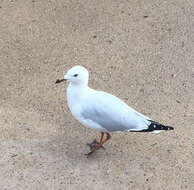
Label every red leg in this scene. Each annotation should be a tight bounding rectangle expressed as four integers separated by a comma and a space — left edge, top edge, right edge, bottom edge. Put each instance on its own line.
86, 132, 105, 150
100, 132, 104, 144
86, 132, 111, 156
102, 133, 111, 144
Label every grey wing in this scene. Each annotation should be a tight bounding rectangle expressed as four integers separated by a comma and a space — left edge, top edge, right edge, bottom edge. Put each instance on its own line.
80, 92, 150, 132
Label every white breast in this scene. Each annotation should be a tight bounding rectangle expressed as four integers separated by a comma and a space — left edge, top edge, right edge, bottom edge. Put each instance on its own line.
66, 84, 106, 131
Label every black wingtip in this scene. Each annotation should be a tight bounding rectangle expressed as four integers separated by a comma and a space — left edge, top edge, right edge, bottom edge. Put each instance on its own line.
167, 126, 174, 130
134, 121, 174, 133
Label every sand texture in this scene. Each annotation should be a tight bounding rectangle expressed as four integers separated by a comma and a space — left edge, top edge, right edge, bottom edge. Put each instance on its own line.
0, 0, 194, 189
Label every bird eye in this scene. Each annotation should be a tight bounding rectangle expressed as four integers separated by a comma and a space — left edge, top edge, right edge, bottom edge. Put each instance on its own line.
73, 74, 78, 77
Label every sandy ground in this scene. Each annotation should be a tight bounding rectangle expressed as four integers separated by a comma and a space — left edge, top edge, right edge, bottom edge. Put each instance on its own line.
0, 0, 194, 189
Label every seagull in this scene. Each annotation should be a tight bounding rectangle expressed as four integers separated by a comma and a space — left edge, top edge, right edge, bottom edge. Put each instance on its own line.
56, 66, 174, 156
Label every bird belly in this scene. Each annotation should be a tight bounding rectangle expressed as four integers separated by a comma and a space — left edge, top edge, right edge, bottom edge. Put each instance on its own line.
70, 105, 107, 132
79, 118, 108, 132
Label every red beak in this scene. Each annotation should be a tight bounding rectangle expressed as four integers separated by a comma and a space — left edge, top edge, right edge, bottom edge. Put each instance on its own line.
55, 78, 66, 84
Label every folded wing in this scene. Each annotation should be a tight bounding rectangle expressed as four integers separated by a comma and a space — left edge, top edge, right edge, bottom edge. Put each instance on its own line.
80, 91, 151, 132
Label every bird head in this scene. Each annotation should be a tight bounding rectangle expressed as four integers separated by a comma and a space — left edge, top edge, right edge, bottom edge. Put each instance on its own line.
56, 66, 89, 85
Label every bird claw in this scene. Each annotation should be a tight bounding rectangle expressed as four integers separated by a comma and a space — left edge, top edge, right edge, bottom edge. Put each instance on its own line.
86, 139, 105, 151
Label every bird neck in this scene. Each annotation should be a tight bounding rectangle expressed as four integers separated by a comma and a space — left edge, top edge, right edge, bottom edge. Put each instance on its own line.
66, 83, 89, 109
68, 82, 88, 90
